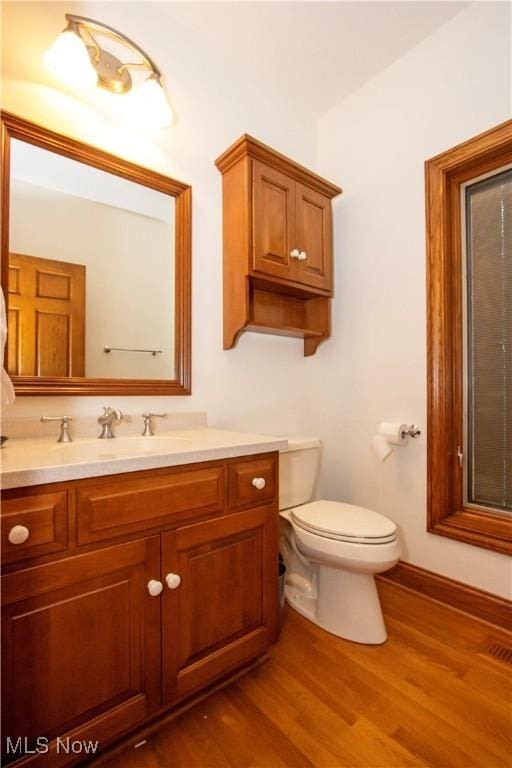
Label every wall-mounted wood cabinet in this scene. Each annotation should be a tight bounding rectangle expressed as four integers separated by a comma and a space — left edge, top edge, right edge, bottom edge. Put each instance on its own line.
216, 135, 341, 356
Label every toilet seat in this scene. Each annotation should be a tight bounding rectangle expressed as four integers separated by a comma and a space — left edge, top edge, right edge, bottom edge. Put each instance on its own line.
290, 500, 397, 545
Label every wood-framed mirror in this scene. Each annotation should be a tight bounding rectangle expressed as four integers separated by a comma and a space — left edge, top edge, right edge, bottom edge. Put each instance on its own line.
1, 111, 191, 396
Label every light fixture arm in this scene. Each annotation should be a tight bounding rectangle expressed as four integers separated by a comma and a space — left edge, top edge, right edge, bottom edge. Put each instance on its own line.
79, 25, 101, 64
64, 13, 162, 78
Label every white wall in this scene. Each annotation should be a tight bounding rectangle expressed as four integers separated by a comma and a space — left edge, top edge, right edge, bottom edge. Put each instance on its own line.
10, 179, 174, 379
313, 2, 511, 598
2, 2, 510, 597
1, 0, 317, 437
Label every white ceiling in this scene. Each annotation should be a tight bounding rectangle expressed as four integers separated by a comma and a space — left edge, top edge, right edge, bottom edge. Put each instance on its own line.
158, 1, 469, 116
1, 1, 470, 124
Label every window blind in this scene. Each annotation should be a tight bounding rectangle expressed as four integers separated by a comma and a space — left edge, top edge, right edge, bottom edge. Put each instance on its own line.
465, 168, 511, 512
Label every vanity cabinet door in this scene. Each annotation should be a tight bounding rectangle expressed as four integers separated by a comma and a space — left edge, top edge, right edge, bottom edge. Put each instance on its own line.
161, 506, 278, 704
294, 183, 332, 292
1, 537, 161, 767
252, 160, 297, 281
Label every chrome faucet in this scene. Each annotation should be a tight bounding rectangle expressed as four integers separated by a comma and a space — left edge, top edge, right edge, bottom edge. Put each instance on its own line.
141, 413, 166, 436
97, 407, 123, 439
41, 416, 73, 443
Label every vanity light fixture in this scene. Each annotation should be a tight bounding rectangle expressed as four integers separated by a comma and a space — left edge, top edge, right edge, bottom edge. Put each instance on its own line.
44, 14, 174, 127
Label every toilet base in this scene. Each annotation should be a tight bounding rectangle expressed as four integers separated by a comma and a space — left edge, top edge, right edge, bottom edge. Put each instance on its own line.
285, 565, 388, 644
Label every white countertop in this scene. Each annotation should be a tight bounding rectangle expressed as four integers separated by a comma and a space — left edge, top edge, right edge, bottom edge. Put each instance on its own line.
0, 428, 288, 490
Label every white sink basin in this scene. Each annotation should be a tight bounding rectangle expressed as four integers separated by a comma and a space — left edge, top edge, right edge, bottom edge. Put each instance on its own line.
1, 428, 288, 489
47, 435, 194, 462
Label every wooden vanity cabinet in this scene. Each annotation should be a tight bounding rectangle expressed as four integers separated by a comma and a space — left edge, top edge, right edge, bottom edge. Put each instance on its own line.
1, 454, 279, 767
216, 134, 341, 355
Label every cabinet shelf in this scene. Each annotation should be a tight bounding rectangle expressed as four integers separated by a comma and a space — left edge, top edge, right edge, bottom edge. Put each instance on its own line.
216, 134, 341, 356
246, 283, 330, 355
246, 321, 324, 339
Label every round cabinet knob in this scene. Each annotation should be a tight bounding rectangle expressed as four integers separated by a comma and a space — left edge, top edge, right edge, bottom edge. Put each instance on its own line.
165, 573, 181, 590
252, 477, 266, 490
8, 525, 30, 545
290, 249, 300, 259
147, 579, 163, 597
299, 251, 307, 261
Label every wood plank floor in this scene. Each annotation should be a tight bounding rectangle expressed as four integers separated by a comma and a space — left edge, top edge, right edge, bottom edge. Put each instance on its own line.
97, 582, 512, 768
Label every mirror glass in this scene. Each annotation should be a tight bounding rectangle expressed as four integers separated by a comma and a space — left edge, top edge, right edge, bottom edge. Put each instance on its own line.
8, 139, 175, 380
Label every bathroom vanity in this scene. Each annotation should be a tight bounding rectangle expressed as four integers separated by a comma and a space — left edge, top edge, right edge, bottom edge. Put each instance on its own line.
1, 429, 286, 766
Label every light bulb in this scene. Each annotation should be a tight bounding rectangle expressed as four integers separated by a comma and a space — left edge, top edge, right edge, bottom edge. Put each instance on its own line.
44, 29, 98, 91
123, 76, 174, 128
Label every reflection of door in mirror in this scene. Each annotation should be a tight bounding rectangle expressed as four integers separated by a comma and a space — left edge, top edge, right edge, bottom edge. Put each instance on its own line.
8, 253, 86, 377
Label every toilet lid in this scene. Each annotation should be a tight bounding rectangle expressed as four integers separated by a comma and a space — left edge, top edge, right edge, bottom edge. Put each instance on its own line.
290, 500, 397, 544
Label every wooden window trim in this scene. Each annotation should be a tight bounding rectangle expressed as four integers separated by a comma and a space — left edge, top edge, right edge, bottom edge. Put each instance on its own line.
426, 120, 512, 556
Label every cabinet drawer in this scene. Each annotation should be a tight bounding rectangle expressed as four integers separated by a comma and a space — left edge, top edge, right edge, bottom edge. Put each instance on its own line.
77, 466, 225, 544
228, 456, 277, 508
1, 491, 68, 564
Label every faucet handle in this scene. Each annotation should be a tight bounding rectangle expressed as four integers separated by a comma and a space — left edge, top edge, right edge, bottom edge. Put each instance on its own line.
141, 413, 166, 436
41, 415, 72, 422
99, 406, 123, 421
98, 406, 111, 422
41, 416, 73, 443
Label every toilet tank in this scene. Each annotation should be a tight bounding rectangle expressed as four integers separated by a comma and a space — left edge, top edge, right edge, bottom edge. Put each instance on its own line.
279, 436, 321, 510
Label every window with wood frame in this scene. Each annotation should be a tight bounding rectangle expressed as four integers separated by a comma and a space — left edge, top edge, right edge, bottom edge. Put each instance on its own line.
426, 121, 512, 556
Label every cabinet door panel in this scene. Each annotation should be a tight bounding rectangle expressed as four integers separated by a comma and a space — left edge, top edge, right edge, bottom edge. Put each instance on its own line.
162, 507, 278, 703
252, 161, 296, 280
295, 184, 332, 291
1, 538, 161, 764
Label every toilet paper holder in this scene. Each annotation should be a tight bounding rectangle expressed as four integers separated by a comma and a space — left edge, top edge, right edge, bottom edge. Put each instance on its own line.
400, 424, 421, 440
373, 423, 421, 462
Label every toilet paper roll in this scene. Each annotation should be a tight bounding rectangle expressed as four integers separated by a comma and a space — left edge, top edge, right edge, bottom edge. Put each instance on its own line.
372, 434, 394, 462
379, 422, 408, 447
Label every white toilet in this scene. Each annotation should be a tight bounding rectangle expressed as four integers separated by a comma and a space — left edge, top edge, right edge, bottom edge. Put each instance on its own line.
279, 437, 400, 644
